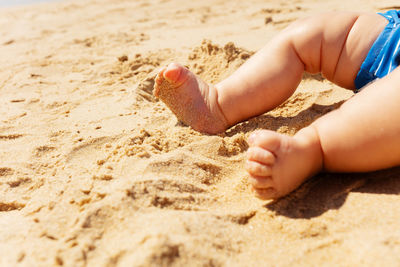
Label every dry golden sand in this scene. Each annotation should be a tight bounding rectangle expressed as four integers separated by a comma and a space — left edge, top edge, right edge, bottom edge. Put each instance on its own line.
1, 0, 400, 266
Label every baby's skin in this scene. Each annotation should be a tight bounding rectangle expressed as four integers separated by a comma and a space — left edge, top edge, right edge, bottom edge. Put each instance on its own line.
154, 12, 400, 199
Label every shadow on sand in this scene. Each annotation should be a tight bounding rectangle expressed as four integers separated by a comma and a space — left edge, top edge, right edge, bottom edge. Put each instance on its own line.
225, 101, 345, 137
265, 168, 400, 219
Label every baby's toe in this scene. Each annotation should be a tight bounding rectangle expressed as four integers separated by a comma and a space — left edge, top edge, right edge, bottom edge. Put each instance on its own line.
245, 160, 272, 177
248, 175, 274, 189
247, 147, 275, 165
254, 187, 278, 200
155, 68, 166, 84
248, 130, 282, 153
163, 62, 186, 84
153, 69, 167, 97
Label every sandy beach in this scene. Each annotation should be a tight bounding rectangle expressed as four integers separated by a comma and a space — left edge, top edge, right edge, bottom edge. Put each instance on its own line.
1, 0, 400, 266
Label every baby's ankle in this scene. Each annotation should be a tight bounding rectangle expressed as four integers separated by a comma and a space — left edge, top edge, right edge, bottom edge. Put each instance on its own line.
293, 126, 324, 175
213, 83, 233, 127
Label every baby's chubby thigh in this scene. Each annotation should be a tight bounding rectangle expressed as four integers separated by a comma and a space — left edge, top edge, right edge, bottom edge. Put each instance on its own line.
286, 12, 387, 89
327, 13, 388, 88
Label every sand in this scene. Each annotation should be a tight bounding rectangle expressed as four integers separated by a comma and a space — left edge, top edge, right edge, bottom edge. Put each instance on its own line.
1, 0, 400, 266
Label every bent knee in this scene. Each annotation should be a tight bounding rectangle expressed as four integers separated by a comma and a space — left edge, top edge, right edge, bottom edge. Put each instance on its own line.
284, 12, 367, 84
283, 15, 329, 74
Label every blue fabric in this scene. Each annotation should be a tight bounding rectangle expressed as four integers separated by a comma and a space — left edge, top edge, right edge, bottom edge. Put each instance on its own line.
354, 10, 400, 90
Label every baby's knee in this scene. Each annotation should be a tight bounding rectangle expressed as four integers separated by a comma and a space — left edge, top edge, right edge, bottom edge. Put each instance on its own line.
284, 12, 368, 82
283, 16, 326, 73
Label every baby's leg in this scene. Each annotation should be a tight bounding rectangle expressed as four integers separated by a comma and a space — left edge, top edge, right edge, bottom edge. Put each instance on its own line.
247, 67, 400, 199
154, 12, 387, 134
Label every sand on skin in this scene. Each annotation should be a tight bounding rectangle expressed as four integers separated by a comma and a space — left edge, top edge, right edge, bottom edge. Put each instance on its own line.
1, 0, 400, 266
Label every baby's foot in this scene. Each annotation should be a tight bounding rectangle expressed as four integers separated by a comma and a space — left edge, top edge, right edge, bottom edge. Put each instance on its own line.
153, 63, 228, 134
246, 127, 323, 199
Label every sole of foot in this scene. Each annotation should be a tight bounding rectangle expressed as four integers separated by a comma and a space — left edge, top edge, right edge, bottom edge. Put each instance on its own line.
153, 63, 228, 134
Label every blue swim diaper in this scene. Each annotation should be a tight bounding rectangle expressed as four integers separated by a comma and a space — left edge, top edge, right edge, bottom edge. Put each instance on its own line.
354, 10, 400, 90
